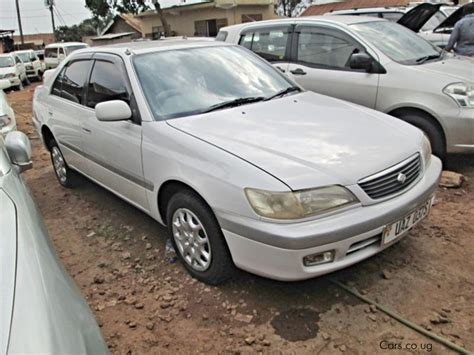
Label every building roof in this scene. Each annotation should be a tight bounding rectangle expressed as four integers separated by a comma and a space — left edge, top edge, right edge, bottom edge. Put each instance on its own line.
101, 13, 143, 35
93, 32, 136, 41
300, 0, 409, 16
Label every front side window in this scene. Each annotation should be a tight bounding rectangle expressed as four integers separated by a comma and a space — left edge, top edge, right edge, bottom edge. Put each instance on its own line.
296, 28, 363, 70
51, 68, 65, 96
61, 60, 92, 104
240, 28, 290, 62
0, 57, 14, 68
45, 48, 58, 58
351, 21, 441, 65
133, 45, 294, 120
86, 60, 130, 108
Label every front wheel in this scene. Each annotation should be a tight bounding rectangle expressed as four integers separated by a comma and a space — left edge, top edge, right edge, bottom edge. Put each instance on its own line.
48, 139, 80, 188
166, 190, 235, 285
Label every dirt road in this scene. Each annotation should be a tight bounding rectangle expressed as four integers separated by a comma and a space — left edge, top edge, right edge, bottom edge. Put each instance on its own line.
8, 85, 474, 354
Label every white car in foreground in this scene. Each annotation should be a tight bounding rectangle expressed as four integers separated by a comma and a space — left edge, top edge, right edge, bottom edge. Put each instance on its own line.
33, 40, 441, 284
0, 79, 16, 135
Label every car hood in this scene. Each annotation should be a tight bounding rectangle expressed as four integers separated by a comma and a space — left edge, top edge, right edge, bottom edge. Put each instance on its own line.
2, 172, 108, 354
167, 92, 422, 190
398, 3, 442, 33
414, 54, 474, 83
0, 67, 15, 76
0, 189, 17, 355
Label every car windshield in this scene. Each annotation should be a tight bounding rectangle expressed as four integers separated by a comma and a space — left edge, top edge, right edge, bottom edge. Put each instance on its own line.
17, 52, 31, 62
351, 21, 441, 65
133, 45, 295, 120
0, 57, 14, 68
65, 45, 87, 55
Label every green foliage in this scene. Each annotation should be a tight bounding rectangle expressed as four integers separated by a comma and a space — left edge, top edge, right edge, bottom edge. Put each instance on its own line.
55, 17, 108, 42
85, 0, 150, 18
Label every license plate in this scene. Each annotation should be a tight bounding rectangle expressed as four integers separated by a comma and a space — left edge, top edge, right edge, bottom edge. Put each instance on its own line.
383, 198, 433, 245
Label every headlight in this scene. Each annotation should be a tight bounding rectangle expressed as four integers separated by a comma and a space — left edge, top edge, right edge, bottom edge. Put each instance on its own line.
421, 134, 432, 166
443, 83, 474, 108
5, 73, 15, 79
245, 186, 358, 220
0, 114, 11, 128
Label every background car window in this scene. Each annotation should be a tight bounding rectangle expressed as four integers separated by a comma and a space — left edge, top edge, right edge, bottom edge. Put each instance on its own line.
45, 48, 57, 58
216, 31, 228, 41
86, 60, 130, 108
60, 60, 92, 104
382, 12, 404, 22
59, 47, 65, 56
239, 33, 253, 49
51, 67, 65, 97
296, 28, 362, 70
421, 11, 446, 31
239, 29, 289, 62
14, 56, 21, 64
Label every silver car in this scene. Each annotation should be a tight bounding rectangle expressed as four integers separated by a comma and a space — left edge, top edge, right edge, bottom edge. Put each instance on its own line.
220, 16, 474, 157
33, 40, 441, 284
0, 132, 108, 354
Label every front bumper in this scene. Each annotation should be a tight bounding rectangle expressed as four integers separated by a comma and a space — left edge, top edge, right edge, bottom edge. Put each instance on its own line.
219, 157, 442, 281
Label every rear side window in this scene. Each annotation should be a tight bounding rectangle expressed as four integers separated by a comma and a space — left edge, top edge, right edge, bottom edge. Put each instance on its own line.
60, 60, 92, 104
45, 48, 57, 58
239, 28, 290, 62
216, 31, 228, 41
86, 60, 130, 108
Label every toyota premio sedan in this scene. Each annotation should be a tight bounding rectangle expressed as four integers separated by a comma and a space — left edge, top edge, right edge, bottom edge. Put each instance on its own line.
33, 40, 441, 284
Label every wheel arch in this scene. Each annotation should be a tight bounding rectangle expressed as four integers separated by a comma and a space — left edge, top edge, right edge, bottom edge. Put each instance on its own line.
41, 125, 55, 151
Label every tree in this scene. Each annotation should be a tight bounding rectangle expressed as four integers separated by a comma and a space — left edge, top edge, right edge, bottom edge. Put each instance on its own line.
85, 0, 172, 36
55, 19, 100, 42
277, 0, 302, 17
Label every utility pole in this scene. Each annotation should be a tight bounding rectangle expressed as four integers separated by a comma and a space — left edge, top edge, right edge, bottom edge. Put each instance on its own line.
15, 0, 24, 45
45, 0, 56, 40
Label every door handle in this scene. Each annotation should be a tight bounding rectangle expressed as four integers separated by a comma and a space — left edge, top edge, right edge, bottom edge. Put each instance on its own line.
290, 68, 307, 75
82, 127, 91, 134
276, 66, 286, 73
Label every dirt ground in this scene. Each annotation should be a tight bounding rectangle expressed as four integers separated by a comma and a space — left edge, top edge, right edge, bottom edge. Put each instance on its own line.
8, 84, 474, 354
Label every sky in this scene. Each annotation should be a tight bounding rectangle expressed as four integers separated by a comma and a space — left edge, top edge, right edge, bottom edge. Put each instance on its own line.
0, 0, 202, 35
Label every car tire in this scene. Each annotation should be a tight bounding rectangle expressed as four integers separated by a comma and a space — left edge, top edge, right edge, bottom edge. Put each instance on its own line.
166, 190, 235, 285
48, 139, 81, 188
397, 112, 445, 159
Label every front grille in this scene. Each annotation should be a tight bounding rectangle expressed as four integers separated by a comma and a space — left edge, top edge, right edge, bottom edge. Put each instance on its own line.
358, 154, 421, 199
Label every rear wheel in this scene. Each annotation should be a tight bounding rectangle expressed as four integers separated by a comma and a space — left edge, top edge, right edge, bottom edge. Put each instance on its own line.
396, 112, 445, 159
48, 139, 80, 188
166, 190, 235, 285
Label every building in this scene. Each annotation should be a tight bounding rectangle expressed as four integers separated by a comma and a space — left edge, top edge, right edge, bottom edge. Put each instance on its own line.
12, 33, 55, 50
136, 0, 280, 38
300, 0, 409, 16
100, 14, 144, 40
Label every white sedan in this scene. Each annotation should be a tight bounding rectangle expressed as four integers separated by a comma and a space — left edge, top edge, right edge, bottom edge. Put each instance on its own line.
33, 40, 441, 284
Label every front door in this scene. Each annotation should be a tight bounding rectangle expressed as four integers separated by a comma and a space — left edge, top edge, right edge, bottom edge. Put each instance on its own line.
287, 25, 380, 109
81, 54, 148, 210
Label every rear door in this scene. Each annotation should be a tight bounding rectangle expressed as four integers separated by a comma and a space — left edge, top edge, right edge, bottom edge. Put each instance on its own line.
238, 25, 293, 74
287, 24, 380, 109
81, 53, 148, 210
46, 56, 93, 173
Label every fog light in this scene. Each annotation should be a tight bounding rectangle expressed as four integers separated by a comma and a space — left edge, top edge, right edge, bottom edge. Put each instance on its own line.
303, 251, 335, 266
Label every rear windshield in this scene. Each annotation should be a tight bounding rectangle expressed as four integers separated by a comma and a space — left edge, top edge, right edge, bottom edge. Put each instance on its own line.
45, 48, 58, 58
65, 45, 87, 55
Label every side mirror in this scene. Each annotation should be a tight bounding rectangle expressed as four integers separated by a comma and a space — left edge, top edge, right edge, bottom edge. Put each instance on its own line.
42, 69, 55, 83
0, 79, 11, 90
95, 100, 132, 122
5, 131, 32, 173
349, 53, 373, 72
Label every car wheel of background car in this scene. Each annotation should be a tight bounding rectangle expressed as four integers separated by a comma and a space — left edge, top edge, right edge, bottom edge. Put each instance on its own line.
48, 139, 81, 188
166, 190, 235, 285
397, 112, 446, 159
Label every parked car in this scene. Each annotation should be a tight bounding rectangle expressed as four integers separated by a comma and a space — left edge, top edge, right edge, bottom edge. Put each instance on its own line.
0, 79, 16, 136
15, 49, 45, 81
220, 16, 474, 157
0, 131, 108, 354
33, 40, 441, 284
328, 4, 460, 48
35, 49, 45, 61
44, 42, 89, 70
0, 53, 28, 90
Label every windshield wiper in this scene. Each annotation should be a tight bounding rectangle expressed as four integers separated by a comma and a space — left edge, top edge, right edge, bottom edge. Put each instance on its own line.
415, 53, 442, 64
201, 96, 265, 113
265, 86, 301, 101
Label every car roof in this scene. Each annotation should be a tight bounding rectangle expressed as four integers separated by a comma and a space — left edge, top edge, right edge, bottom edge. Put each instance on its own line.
221, 15, 385, 32
330, 7, 407, 14
75, 37, 231, 56
14, 49, 34, 53
45, 42, 87, 48
0, 53, 14, 58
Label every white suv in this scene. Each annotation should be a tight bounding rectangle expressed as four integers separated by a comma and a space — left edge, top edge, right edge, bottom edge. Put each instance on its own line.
15, 49, 45, 81
0, 53, 28, 90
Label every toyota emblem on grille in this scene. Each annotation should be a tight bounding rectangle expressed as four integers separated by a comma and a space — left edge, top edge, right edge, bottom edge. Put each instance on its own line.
397, 173, 407, 184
